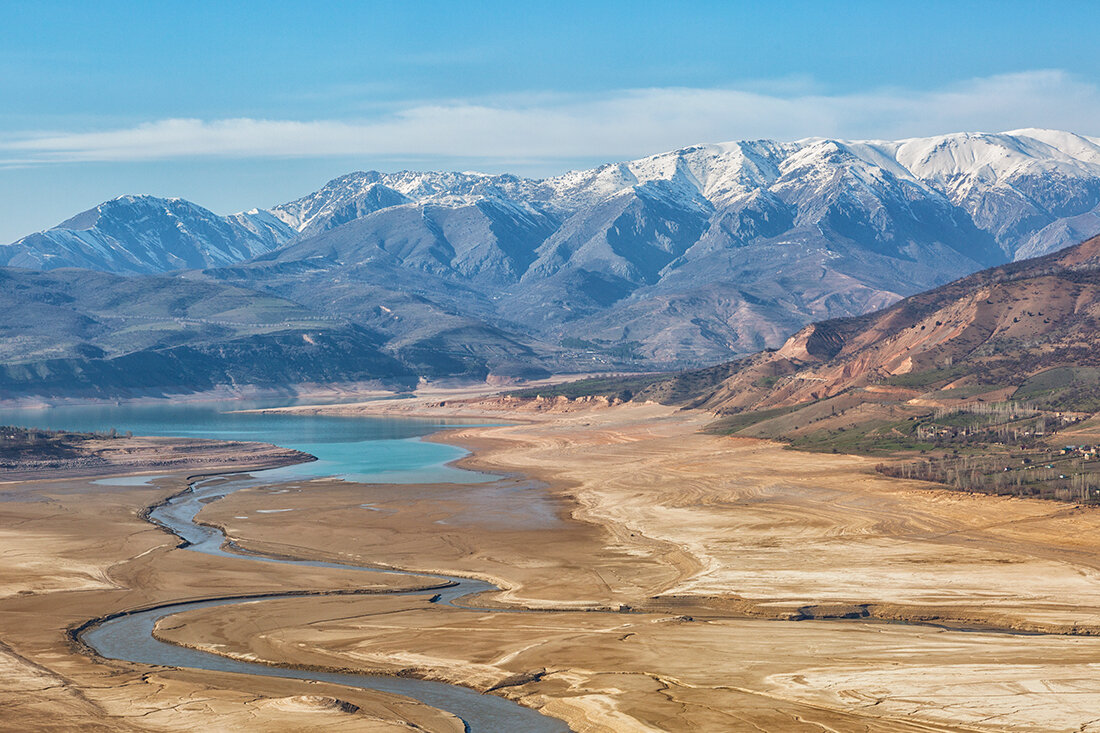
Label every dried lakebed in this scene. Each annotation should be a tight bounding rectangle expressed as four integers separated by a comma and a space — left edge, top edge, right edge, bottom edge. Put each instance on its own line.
11, 399, 1100, 730
78, 474, 570, 733
0, 401, 568, 732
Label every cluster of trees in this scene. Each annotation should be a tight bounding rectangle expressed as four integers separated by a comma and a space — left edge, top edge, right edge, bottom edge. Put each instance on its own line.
909, 402, 1082, 452
877, 453, 1100, 503
0, 426, 131, 460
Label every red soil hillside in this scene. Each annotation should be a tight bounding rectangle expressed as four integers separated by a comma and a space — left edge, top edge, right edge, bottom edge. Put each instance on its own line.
643, 234, 1100, 416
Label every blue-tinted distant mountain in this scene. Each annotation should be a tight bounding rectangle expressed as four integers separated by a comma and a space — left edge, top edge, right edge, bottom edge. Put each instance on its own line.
8, 129, 1100, 385
0, 195, 294, 275
0, 267, 412, 398
213, 130, 1100, 366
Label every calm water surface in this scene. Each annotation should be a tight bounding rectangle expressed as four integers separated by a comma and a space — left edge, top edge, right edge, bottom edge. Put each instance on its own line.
2, 399, 571, 732
0, 399, 494, 483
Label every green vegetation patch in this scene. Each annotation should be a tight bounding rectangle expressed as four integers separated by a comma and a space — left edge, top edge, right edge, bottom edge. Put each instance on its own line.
929, 384, 1003, 399
1013, 367, 1100, 411
787, 419, 937, 455
882, 364, 970, 388
508, 373, 670, 401
705, 404, 805, 435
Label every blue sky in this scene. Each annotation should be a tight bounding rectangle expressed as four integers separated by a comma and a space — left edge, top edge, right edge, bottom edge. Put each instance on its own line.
2, 0, 1098, 241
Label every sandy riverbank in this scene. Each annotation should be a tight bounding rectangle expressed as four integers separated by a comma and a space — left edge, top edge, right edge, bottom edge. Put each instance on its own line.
152, 398, 1100, 731
0, 440, 465, 731
0, 434, 311, 483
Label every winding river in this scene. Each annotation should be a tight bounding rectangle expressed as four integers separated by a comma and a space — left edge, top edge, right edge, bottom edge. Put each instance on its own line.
1, 400, 571, 733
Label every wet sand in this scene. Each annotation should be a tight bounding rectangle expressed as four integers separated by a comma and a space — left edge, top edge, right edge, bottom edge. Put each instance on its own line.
158, 401, 1100, 732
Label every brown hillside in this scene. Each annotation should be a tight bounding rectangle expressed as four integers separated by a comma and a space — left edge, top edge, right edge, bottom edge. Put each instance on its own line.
644, 234, 1100, 415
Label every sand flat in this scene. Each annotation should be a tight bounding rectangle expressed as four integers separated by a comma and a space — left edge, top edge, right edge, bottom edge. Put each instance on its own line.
7, 399, 1100, 730
160, 593, 1100, 732
0, 451, 463, 731
163, 400, 1100, 731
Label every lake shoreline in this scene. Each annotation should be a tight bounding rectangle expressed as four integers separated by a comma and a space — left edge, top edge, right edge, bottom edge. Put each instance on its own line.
6, 396, 1100, 730
0, 434, 313, 484
176, 398, 1100, 730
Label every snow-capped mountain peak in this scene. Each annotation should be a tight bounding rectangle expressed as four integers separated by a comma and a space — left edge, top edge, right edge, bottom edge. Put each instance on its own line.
8, 128, 1100, 280
1, 194, 294, 274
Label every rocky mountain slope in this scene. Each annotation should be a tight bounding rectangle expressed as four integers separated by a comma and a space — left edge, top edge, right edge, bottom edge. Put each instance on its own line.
4, 129, 1100, 382
215, 129, 1100, 367
265, 128, 1100, 261
636, 233, 1100, 416
0, 195, 294, 274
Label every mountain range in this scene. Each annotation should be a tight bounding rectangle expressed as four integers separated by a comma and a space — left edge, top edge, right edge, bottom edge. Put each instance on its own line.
3, 128, 1100, 397
624, 233, 1100, 436
530, 233, 1100, 458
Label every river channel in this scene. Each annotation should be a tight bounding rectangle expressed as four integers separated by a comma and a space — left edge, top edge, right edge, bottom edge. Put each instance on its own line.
0, 400, 572, 733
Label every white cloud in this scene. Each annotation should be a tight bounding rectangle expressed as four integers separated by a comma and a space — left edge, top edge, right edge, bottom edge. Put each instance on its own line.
3, 70, 1099, 166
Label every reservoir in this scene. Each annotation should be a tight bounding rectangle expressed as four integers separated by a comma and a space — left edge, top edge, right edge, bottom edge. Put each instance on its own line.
0, 399, 571, 733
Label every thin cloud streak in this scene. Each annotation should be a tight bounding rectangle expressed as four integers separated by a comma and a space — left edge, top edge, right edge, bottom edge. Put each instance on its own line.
3, 71, 1099, 166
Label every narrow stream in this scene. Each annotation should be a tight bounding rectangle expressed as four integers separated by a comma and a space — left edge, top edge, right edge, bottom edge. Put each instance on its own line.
0, 397, 580, 733
79, 472, 571, 733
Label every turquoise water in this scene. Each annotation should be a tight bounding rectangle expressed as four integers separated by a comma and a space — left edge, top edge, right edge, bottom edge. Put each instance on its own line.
39, 399, 572, 732
0, 400, 494, 484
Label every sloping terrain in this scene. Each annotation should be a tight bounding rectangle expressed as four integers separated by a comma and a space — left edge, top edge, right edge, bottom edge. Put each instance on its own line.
4, 129, 1100, 382
643, 233, 1100, 415
0, 268, 411, 398
0, 195, 294, 274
